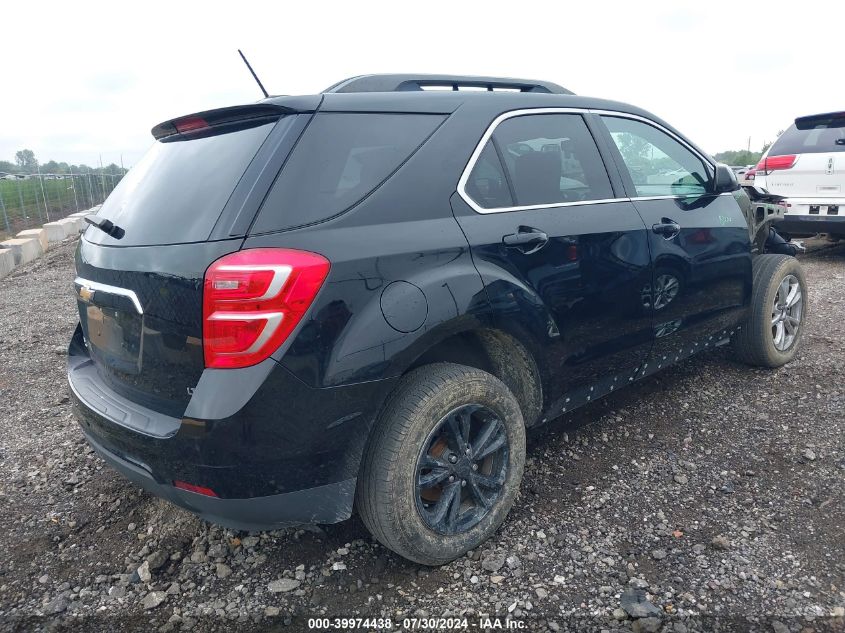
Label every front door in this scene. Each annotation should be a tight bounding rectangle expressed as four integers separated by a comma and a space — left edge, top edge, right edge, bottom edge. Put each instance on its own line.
596, 114, 752, 373
452, 111, 654, 419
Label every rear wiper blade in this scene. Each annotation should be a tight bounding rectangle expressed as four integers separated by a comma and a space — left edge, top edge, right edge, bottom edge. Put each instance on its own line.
84, 215, 125, 239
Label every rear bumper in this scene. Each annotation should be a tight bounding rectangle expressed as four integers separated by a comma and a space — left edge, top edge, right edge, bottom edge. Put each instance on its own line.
777, 212, 845, 235
82, 426, 355, 530
68, 324, 394, 528
773, 197, 844, 235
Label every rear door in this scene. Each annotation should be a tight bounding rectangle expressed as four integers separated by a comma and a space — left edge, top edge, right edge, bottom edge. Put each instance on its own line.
74, 107, 313, 417
452, 110, 654, 416
596, 113, 751, 372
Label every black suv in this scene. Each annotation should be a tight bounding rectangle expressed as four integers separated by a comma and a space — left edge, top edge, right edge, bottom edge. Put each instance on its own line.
69, 74, 807, 565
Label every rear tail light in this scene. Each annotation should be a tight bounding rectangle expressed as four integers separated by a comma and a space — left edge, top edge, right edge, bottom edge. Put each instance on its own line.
202, 248, 330, 369
173, 480, 218, 497
755, 155, 796, 175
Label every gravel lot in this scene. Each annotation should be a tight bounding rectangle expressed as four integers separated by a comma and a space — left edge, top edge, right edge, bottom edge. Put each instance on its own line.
0, 239, 843, 633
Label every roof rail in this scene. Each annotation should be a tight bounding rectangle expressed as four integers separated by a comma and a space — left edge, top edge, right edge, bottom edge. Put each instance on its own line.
324, 74, 573, 95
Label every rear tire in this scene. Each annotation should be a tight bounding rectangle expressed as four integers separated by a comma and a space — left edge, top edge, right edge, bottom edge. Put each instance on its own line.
733, 254, 807, 368
356, 363, 525, 566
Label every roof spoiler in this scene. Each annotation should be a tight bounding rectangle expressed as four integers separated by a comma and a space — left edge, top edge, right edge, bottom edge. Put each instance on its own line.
324, 74, 573, 95
795, 111, 845, 130
151, 103, 300, 140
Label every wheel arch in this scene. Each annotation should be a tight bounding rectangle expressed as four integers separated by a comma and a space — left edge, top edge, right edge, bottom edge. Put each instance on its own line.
401, 326, 543, 427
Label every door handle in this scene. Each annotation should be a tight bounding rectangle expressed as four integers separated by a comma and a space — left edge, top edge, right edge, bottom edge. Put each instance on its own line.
652, 218, 681, 240
502, 227, 549, 254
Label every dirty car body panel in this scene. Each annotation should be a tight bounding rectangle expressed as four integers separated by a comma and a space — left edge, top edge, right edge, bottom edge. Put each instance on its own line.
69, 78, 754, 530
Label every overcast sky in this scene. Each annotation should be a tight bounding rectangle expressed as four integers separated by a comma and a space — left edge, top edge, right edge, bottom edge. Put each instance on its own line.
2, 0, 842, 168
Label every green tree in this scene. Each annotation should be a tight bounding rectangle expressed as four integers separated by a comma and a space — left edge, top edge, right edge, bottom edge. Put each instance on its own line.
0, 160, 16, 174
714, 149, 761, 166
760, 129, 784, 155
14, 149, 37, 172
41, 160, 60, 174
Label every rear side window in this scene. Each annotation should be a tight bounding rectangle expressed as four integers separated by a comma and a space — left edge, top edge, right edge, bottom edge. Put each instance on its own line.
88, 121, 275, 246
466, 113, 612, 209
464, 143, 514, 208
769, 123, 845, 155
251, 113, 444, 233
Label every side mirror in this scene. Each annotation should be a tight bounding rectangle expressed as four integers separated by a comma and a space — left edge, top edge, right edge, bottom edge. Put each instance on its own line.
714, 163, 740, 193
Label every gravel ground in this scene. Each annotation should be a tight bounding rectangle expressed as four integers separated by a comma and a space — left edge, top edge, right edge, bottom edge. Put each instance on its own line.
0, 239, 843, 633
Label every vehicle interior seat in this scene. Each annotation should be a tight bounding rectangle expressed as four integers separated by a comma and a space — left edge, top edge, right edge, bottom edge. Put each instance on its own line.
513, 151, 562, 205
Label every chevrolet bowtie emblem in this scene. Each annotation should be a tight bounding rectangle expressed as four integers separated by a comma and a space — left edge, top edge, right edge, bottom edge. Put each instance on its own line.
78, 285, 95, 302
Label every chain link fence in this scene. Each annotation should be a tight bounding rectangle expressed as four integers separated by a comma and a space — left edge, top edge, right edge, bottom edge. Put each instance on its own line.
0, 171, 123, 241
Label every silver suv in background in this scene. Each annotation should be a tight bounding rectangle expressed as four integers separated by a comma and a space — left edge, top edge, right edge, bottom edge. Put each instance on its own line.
755, 111, 845, 238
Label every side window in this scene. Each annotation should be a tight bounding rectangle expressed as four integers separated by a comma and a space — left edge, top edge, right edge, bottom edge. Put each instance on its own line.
252, 113, 444, 233
493, 114, 613, 206
602, 116, 712, 197
464, 142, 514, 209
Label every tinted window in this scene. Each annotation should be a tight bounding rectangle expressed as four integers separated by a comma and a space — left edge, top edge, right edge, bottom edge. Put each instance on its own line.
491, 114, 613, 206
252, 113, 444, 233
88, 121, 275, 246
769, 123, 845, 155
602, 116, 712, 197
464, 142, 513, 208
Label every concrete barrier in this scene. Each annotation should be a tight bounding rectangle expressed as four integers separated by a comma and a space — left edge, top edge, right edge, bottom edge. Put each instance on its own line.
68, 212, 90, 229
57, 217, 84, 234
43, 221, 73, 242
0, 206, 102, 283
0, 248, 15, 280
17, 228, 49, 252
0, 237, 44, 266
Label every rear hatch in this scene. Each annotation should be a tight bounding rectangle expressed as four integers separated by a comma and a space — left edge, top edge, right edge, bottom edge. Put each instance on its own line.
760, 112, 845, 199
74, 102, 314, 417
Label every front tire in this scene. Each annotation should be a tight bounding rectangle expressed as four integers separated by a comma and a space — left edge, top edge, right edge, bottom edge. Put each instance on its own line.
733, 254, 808, 368
356, 363, 526, 565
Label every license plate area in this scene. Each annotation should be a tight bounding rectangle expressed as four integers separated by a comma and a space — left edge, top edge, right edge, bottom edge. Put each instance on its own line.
84, 304, 144, 375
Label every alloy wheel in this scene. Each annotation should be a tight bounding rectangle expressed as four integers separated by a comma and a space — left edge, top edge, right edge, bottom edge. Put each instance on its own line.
771, 274, 803, 351
653, 273, 680, 310
414, 404, 509, 535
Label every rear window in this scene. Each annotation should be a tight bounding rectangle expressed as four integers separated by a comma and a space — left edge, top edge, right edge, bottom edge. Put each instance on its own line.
769, 122, 845, 155
88, 121, 275, 246
251, 113, 444, 234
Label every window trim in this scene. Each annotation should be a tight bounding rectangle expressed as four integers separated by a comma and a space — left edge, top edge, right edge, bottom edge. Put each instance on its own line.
457, 107, 717, 214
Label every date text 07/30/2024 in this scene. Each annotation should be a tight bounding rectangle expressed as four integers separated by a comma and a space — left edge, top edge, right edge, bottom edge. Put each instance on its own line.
307, 617, 526, 630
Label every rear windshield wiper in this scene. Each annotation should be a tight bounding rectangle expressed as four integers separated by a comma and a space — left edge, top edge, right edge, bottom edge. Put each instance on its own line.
84, 215, 125, 239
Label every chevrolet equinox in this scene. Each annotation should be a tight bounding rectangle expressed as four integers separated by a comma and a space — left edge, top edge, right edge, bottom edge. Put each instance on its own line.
69, 74, 808, 565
